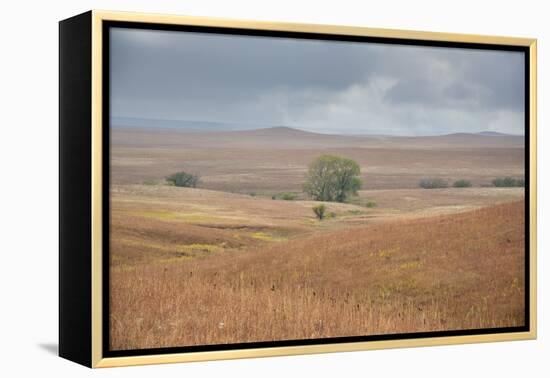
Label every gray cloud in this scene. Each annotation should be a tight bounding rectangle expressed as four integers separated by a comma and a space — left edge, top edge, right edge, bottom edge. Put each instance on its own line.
110, 27, 525, 136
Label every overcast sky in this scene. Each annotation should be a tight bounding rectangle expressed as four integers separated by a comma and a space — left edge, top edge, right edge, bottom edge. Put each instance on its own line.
110, 27, 525, 136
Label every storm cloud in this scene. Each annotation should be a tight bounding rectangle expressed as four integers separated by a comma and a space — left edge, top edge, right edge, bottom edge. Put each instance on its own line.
110, 27, 525, 136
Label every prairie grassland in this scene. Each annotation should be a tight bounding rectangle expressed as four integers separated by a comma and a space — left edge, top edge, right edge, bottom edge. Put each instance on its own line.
109, 128, 526, 351
111, 127, 525, 192
110, 200, 525, 350
109, 185, 368, 265
109, 184, 523, 265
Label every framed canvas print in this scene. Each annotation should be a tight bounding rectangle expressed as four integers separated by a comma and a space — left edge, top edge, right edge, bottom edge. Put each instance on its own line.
59, 10, 537, 368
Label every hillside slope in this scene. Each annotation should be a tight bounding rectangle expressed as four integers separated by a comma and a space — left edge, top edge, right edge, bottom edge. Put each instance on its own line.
110, 201, 525, 350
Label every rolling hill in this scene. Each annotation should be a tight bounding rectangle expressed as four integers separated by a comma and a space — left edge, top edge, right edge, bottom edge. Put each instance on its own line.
110, 200, 525, 350
112, 126, 524, 149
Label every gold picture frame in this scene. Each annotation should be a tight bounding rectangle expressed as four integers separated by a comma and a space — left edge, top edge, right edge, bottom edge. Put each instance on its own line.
59, 10, 537, 368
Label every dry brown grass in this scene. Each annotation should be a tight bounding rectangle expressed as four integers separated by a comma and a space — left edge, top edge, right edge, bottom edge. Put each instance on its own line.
109, 185, 523, 266
111, 128, 525, 192
110, 200, 525, 350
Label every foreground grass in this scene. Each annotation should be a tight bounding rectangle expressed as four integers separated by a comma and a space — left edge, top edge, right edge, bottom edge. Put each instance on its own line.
110, 201, 525, 350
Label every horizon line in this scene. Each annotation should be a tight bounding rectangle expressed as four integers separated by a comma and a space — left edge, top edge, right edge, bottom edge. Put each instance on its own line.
111, 116, 525, 138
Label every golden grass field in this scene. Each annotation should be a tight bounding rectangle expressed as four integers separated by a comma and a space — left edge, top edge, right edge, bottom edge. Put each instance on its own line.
109, 127, 526, 350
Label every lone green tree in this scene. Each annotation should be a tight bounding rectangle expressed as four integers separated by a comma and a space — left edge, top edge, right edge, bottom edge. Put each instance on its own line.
304, 155, 362, 202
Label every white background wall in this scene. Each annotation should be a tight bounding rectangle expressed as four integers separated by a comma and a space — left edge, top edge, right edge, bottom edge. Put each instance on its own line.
1, 0, 547, 376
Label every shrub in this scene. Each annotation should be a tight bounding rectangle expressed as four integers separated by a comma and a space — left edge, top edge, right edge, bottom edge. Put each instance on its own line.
516, 178, 526, 187
453, 179, 472, 188
304, 155, 362, 202
166, 171, 200, 188
280, 192, 297, 201
419, 178, 448, 189
249, 192, 256, 197
365, 201, 377, 208
312, 204, 326, 220
492, 177, 525, 187
142, 179, 159, 186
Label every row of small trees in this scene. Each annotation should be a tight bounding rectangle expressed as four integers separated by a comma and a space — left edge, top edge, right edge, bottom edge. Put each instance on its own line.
492, 177, 525, 187
419, 177, 525, 189
419, 178, 469, 189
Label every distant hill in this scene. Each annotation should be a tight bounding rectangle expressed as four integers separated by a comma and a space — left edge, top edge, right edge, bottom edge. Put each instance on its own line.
112, 124, 525, 150
220, 126, 329, 138
477, 131, 517, 136
442, 131, 521, 137
113, 117, 524, 139
111, 117, 269, 132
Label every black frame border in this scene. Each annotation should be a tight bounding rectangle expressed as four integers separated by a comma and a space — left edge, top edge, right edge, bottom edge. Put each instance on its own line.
59, 11, 93, 367
101, 20, 531, 358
